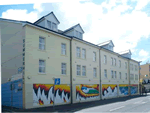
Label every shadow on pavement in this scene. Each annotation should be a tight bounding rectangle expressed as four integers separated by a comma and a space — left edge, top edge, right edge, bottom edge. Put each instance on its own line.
2, 94, 149, 112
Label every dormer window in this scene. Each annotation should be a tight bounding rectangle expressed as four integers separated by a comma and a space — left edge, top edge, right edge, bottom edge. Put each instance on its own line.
47, 20, 57, 31
75, 30, 82, 39
108, 45, 113, 51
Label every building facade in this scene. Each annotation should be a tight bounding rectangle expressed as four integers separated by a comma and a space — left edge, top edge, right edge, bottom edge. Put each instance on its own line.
140, 63, 150, 84
1, 12, 140, 109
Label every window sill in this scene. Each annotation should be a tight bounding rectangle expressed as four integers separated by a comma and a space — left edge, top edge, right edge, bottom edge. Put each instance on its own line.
61, 54, 68, 57
38, 49, 47, 52
76, 75, 87, 78
38, 73, 46, 75
61, 74, 67, 76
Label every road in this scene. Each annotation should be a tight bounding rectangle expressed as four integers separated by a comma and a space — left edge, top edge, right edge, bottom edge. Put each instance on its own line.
75, 93, 150, 113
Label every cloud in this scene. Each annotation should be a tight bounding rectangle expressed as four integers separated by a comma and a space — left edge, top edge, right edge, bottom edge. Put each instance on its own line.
139, 49, 149, 57
1, 0, 150, 56
1, 9, 39, 22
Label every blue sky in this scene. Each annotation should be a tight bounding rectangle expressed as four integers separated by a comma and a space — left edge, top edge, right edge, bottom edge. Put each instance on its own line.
0, 0, 150, 65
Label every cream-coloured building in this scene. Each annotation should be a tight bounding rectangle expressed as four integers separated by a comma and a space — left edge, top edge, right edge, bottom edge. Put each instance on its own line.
1, 12, 140, 109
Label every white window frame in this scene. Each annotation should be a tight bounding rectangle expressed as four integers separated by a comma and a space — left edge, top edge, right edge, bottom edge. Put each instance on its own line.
135, 74, 138, 80
119, 60, 121, 68
82, 66, 86, 76
119, 72, 121, 79
111, 70, 113, 78
77, 65, 81, 76
76, 47, 81, 58
104, 69, 107, 78
82, 49, 86, 59
114, 71, 117, 78
114, 58, 116, 66
61, 43, 66, 55
104, 55, 107, 64
47, 20, 51, 29
125, 73, 127, 80
93, 52, 96, 61
61, 63, 66, 75
111, 57, 113, 66
39, 59, 45, 73
93, 68, 97, 78
39, 37, 45, 50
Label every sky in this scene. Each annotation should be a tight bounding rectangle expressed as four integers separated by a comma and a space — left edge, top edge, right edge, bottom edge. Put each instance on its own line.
0, 0, 150, 65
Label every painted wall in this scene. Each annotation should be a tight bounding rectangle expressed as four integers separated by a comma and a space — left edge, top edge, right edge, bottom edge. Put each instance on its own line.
119, 84, 129, 96
0, 20, 25, 83
102, 84, 118, 99
2, 78, 23, 108
24, 25, 71, 109
71, 39, 100, 103
130, 84, 138, 95
76, 84, 99, 101
33, 84, 70, 106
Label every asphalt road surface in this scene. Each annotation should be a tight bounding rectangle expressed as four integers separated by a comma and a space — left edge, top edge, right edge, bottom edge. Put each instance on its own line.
2, 93, 150, 112
75, 93, 150, 113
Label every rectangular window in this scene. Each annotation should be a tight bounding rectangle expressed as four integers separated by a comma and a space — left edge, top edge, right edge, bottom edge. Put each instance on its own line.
93, 68, 97, 77
76, 47, 81, 58
135, 74, 138, 80
119, 72, 121, 79
114, 58, 116, 66
79, 32, 82, 39
23, 57, 25, 61
130, 74, 134, 80
93, 52, 96, 61
125, 73, 127, 80
125, 62, 127, 69
132, 64, 133, 70
114, 71, 117, 78
61, 63, 66, 75
39, 37, 45, 50
76, 30, 78, 37
77, 65, 81, 76
119, 60, 121, 68
82, 49, 86, 59
135, 65, 137, 71
52, 22, 57, 30
82, 66, 86, 76
104, 69, 107, 78
104, 55, 107, 64
23, 39, 25, 43
130, 63, 132, 70
61, 43, 66, 55
47, 20, 51, 29
111, 70, 113, 78
39, 60, 45, 73
111, 57, 113, 65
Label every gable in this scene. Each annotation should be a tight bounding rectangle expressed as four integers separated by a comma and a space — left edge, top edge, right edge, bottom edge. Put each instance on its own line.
74, 24, 84, 33
45, 13, 60, 25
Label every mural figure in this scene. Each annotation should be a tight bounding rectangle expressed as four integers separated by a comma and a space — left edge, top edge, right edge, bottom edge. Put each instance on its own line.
130, 84, 138, 94
33, 84, 70, 106
102, 84, 118, 99
119, 84, 128, 96
76, 84, 99, 101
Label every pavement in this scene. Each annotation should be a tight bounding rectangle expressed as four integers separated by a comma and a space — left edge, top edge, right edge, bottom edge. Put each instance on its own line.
2, 93, 150, 113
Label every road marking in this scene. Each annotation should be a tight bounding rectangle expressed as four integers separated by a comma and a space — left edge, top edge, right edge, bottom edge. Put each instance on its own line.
109, 106, 125, 111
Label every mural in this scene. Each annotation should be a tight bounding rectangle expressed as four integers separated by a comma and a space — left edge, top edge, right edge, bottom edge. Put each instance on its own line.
119, 84, 128, 96
102, 84, 118, 99
76, 84, 99, 101
33, 84, 70, 106
130, 84, 138, 95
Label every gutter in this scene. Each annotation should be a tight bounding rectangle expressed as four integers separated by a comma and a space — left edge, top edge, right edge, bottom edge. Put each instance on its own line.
128, 59, 131, 96
23, 23, 71, 40
99, 48, 102, 99
70, 38, 73, 104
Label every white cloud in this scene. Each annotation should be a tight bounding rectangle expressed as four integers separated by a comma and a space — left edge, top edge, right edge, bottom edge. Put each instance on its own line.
1, 9, 38, 22
139, 49, 149, 57
134, 0, 150, 10
1, 0, 150, 55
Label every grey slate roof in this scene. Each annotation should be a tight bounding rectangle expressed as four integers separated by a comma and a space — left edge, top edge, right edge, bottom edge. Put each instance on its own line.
97, 40, 114, 47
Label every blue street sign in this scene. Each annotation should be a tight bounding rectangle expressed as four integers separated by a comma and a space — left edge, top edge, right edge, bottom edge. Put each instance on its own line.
55, 78, 60, 85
